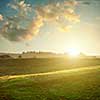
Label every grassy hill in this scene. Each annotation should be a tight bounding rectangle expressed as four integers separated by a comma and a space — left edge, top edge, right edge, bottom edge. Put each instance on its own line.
0, 58, 100, 76
0, 58, 100, 100
0, 65, 100, 100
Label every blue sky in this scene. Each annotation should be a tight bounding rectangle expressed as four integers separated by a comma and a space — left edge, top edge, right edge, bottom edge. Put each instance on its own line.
0, 0, 100, 55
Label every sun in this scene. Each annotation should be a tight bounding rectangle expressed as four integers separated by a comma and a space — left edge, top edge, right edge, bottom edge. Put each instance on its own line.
68, 48, 80, 57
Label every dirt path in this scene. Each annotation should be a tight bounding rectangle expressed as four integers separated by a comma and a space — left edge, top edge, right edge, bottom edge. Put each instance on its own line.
0, 66, 100, 80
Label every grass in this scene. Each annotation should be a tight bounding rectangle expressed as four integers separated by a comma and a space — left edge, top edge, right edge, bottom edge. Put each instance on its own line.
0, 58, 100, 76
0, 66, 100, 100
0, 58, 100, 100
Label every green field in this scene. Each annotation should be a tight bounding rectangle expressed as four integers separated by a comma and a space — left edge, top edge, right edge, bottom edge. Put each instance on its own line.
0, 58, 100, 100
0, 58, 100, 76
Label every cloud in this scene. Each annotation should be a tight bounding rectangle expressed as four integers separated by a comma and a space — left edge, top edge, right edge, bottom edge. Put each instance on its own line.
0, 0, 37, 41
0, 15, 44, 41
64, 12, 80, 23
25, 43, 32, 49
82, 2, 91, 5
77, 0, 91, 6
64, 0, 78, 6
96, 17, 100, 20
25, 43, 30, 47
26, 15, 44, 40
0, 14, 3, 21
35, 0, 79, 22
58, 25, 72, 32
35, 0, 80, 31
0, 0, 80, 42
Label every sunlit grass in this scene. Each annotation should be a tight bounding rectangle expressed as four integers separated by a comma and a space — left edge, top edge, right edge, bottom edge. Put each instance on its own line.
0, 65, 100, 80
0, 58, 100, 100
0, 65, 100, 100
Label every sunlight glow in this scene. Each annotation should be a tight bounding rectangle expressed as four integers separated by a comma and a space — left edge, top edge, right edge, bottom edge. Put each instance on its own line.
68, 48, 80, 57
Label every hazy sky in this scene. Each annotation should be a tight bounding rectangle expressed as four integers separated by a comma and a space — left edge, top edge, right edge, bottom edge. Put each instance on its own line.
0, 0, 100, 55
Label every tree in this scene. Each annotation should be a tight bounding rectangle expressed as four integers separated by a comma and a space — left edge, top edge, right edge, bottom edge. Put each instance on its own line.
18, 55, 22, 59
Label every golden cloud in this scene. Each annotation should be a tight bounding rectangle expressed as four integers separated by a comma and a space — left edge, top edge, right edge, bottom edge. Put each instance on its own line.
0, 0, 80, 41
64, 0, 78, 6
59, 25, 72, 32
0, 14, 3, 21
35, 0, 80, 32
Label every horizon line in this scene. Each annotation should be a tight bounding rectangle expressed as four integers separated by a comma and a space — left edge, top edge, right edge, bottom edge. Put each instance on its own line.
0, 51, 100, 56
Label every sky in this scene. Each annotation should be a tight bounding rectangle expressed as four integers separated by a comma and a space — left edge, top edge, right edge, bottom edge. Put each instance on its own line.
0, 0, 100, 55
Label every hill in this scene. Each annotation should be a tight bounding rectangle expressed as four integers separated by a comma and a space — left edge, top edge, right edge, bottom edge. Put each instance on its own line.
0, 65, 100, 100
